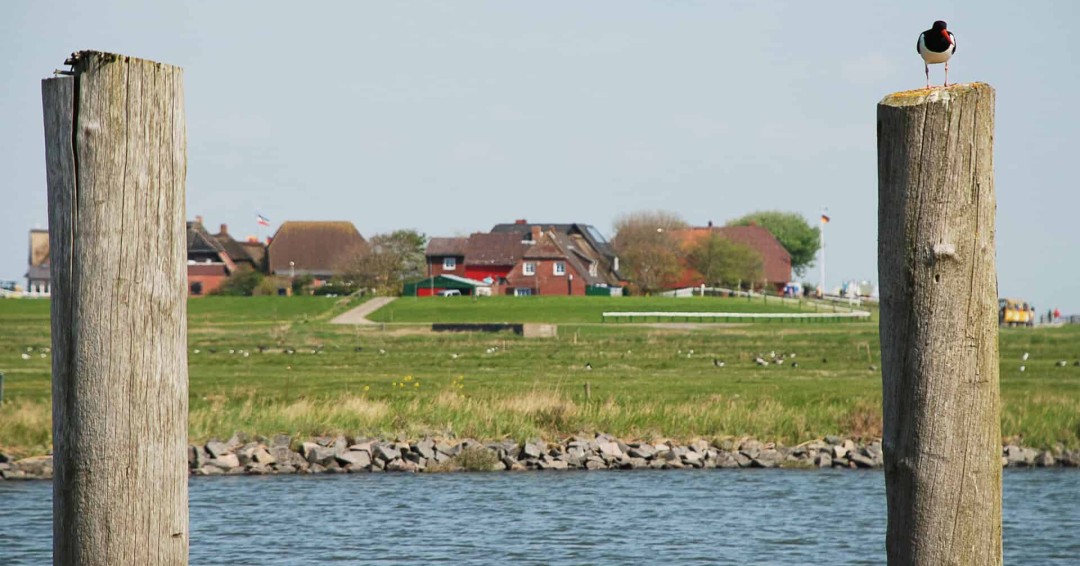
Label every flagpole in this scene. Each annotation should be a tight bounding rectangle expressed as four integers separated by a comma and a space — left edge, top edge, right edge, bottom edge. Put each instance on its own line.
820, 211, 827, 296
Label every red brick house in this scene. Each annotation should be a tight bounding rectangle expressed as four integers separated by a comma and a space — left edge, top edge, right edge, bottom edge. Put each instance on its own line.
187, 220, 236, 296
503, 227, 611, 296
425, 223, 622, 296
490, 220, 623, 286
267, 221, 367, 285
669, 225, 792, 292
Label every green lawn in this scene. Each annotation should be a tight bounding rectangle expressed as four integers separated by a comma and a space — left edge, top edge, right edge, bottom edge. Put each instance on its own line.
1, 296, 1077, 457
368, 294, 823, 323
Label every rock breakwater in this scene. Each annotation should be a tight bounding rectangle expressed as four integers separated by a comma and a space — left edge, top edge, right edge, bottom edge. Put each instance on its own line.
2, 435, 1077, 481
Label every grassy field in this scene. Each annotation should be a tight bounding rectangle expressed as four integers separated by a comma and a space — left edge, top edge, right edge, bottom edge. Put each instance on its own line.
1, 296, 1078, 457
367, 294, 825, 323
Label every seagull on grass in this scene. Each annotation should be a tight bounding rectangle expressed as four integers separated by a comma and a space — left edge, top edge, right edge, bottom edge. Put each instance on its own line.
713, 358, 725, 368
917, 20, 956, 88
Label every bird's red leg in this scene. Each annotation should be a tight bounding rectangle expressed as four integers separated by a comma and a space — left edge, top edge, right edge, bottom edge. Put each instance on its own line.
944, 61, 950, 87
925, 63, 930, 89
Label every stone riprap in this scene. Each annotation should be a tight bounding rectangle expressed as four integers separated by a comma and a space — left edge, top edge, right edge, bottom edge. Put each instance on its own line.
2, 436, 1077, 481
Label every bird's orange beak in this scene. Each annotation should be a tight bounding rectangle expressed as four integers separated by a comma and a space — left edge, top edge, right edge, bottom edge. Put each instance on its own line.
942, 29, 953, 45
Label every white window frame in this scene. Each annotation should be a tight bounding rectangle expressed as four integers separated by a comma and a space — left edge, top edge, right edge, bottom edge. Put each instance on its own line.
443, 257, 457, 271
553, 262, 566, 276
523, 262, 536, 276
589, 261, 598, 277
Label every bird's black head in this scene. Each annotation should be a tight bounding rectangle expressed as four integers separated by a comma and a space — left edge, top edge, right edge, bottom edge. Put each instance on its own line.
932, 20, 948, 30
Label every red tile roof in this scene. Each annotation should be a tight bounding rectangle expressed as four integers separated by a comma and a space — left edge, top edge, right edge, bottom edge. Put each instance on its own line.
267, 221, 366, 276
671, 225, 792, 286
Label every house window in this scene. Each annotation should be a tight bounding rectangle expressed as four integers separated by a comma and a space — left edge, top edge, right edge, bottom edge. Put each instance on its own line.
514, 288, 534, 296
589, 262, 598, 277
443, 257, 456, 270
523, 262, 536, 276
554, 262, 566, 276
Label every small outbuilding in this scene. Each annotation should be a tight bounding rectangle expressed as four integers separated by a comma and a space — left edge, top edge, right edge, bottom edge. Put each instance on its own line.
403, 274, 492, 297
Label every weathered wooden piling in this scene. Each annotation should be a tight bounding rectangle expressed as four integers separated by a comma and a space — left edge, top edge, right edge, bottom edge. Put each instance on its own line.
42, 51, 188, 565
877, 83, 1001, 565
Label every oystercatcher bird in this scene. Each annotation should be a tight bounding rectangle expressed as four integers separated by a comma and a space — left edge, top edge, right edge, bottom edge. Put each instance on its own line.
917, 20, 956, 88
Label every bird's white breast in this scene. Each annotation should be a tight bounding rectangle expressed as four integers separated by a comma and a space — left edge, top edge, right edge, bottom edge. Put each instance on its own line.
918, 33, 955, 64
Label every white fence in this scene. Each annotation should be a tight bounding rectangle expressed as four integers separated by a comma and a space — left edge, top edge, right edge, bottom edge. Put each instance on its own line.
656, 286, 869, 314
601, 310, 871, 323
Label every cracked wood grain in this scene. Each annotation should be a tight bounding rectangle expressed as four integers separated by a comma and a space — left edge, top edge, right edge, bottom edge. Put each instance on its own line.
877, 83, 1001, 566
43, 51, 188, 566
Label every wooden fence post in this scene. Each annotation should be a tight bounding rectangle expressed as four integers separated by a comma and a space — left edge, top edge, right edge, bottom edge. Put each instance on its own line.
43, 51, 188, 565
877, 83, 1000, 565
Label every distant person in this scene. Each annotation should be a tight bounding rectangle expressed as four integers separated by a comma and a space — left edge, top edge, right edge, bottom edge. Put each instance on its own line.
1054, 308, 1061, 321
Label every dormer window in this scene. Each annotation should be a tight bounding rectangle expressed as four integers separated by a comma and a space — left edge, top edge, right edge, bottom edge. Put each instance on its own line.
443, 257, 456, 270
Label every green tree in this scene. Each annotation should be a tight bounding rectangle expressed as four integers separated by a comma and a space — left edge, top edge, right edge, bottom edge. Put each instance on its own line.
334, 229, 427, 295
728, 211, 820, 276
685, 234, 764, 288
371, 229, 427, 282
211, 269, 264, 296
612, 210, 688, 293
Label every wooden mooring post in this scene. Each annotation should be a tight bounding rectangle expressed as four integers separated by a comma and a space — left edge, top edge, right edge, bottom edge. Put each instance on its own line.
43, 51, 188, 565
877, 83, 1000, 565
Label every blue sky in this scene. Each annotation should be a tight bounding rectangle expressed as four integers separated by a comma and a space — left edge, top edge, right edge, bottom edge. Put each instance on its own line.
2, 1, 1077, 312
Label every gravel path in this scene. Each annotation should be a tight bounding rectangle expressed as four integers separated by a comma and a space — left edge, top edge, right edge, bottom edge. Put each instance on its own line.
329, 297, 396, 325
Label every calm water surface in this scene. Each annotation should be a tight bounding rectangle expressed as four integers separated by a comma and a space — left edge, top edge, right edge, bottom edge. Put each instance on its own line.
1, 469, 1077, 564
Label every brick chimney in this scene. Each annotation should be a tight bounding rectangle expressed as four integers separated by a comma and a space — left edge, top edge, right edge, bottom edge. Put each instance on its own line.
530, 225, 542, 242
220, 223, 228, 235
195, 215, 203, 225
515, 218, 527, 225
